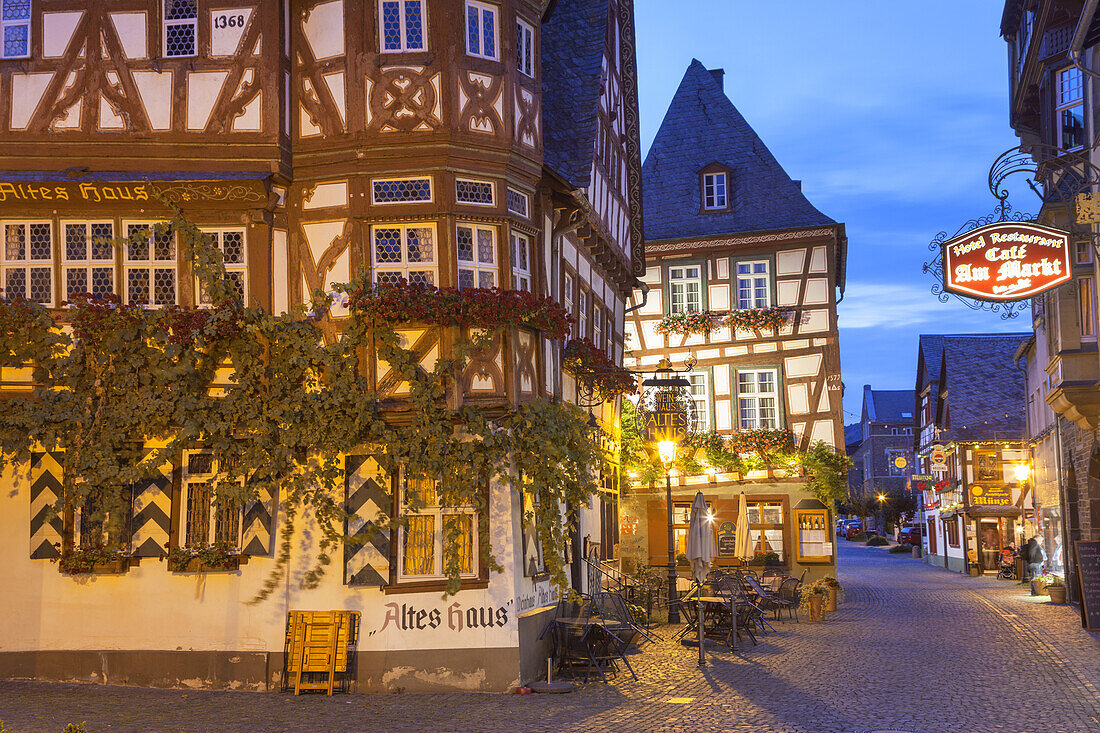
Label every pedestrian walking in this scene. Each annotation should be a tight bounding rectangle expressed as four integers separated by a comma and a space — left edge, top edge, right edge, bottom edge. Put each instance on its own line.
1024, 535, 1046, 580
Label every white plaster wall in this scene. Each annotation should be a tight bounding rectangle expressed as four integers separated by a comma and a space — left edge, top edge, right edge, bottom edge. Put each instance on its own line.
0, 462, 527, 656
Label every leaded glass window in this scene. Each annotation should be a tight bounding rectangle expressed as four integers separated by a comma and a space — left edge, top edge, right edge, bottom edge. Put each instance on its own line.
125, 223, 177, 307
516, 18, 534, 77
2, 222, 52, 306
372, 223, 437, 286
511, 232, 531, 292
197, 229, 247, 305
372, 177, 432, 204
164, 0, 198, 58
456, 224, 497, 290
379, 0, 426, 53
506, 188, 529, 218
465, 0, 497, 61
1, 0, 31, 59
62, 221, 115, 302
455, 179, 494, 206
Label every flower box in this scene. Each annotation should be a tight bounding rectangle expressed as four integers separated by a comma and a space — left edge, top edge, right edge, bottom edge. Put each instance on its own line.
167, 555, 242, 573
59, 558, 129, 575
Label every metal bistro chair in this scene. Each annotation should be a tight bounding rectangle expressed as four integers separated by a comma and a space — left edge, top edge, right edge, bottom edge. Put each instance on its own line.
744, 574, 789, 629
593, 591, 658, 645
777, 577, 801, 622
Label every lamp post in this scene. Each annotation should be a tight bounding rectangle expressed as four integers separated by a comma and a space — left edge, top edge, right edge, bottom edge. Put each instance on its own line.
658, 439, 679, 624
876, 493, 887, 536
641, 357, 691, 625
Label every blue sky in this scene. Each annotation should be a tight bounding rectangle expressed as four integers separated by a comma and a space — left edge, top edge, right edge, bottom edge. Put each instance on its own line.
634, 0, 1035, 423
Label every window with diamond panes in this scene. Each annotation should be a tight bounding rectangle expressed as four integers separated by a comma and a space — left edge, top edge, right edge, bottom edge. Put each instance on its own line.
738, 369, 779, 430
465, 0, 497, 60
516, 18, 534, 77
2, 222, 52, 306
164, 0, 198, 58
372, 177, 432, 204
372, 224, 436, 286
1, 0, 30, 59
511, 232, 531, 292
736, 260, 770, 309
456, 224, 497, 289
182, 452, 243, 549
398, 470, 478, 581
507, 188, 529, 218
63, 222, 115, 301
379, 0, 426, 52
455, 179, 494, 206
124, 223, 177, 307
197, 229, 247, 305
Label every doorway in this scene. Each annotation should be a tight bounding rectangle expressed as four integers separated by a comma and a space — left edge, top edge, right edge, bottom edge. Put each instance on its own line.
978, 520, 1001, 572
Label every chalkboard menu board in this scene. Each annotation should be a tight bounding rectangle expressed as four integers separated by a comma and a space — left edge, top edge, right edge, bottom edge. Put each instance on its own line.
1075, 540, 1100, 631
717, 522, 736, 557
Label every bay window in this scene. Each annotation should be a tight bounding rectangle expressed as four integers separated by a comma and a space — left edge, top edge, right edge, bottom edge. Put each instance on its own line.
379, 0, 426, 53
511, 232, 531, 292
372, 223, 437, 286
465, 0, 498, 61
456, 224, 497, 289
164, 0, 198, 58
1, 0, 31, 59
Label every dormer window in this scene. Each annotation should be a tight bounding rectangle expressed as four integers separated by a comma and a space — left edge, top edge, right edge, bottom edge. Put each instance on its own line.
703, 172, 727, 210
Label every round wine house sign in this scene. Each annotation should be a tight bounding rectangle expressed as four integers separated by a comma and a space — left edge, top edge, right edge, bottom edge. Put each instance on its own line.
941, 221, 1072, 302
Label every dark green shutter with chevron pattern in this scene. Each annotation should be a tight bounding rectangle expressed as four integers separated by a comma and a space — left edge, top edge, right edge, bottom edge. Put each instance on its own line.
29, 451, 64, 559
344, 454, 391, 586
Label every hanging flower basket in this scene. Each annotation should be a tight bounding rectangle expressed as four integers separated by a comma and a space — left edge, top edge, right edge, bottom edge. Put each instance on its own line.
653, 310, 723, 336
563, 338, 636, 400
725, 307, 792, 334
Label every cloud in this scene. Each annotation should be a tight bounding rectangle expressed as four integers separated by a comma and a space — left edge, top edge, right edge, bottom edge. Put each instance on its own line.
838, 282, 956, 329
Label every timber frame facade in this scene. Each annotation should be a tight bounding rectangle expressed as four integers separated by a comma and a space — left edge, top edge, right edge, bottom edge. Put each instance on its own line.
0, 0, 643, 693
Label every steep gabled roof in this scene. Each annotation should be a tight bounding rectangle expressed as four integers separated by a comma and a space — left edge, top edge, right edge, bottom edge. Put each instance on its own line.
870, 390, 916, 422
939, 334, 1030, 442
541, 0, 607, 187
641, 59, 834, 242
915, 334, 945, 394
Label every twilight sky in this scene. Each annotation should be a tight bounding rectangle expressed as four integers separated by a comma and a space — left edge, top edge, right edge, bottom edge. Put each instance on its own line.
634, 0, 1034, 423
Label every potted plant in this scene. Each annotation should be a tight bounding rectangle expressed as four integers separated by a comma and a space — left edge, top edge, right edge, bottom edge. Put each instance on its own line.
800, 582, 828, 621
749, 550, 781, 567
819, 576, 842, 611
676, 552, 690, 567
1046, 576, 1067, 604
1031, 571, 1055, 597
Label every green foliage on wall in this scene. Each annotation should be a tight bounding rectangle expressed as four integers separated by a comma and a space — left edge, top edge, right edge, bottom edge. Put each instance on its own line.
0, 202, 605, 598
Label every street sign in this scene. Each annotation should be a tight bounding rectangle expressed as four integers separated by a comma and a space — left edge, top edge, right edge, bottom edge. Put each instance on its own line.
643, 391, 688, 444
968, 485, 1012, 507
941, 221, 1071, 302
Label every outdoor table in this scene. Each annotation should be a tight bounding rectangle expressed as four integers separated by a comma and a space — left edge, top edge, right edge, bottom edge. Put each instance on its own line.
546, 615, 636, 682
691, 596, 739, 650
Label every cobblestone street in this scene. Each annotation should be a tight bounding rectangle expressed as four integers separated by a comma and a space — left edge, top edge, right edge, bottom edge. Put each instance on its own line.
2, 542, 1099, 733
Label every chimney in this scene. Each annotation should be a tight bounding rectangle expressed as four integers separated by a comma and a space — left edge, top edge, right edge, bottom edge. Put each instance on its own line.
709, 68, 725, 91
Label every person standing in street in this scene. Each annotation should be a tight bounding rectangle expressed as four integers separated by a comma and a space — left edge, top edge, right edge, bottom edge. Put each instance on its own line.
1024, 535, 1046, 580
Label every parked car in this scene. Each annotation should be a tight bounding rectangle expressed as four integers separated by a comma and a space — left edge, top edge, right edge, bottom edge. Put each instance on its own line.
844, 520, 864, 540
898, 523, 922, 545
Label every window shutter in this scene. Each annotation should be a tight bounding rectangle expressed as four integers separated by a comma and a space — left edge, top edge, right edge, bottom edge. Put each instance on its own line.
241, 481, 274, 556
130, 451, 174, 557
29, 451, 64, 559
344, 454, 392, 586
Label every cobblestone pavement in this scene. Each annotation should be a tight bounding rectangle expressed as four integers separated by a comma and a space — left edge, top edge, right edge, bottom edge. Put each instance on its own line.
3, 542, 1100, 733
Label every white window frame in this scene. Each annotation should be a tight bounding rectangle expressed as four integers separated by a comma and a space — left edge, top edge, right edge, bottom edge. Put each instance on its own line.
180, 450, 244, 549
455, 178, 495, 207
736, 260, 770, 310
372, 222, 437, 287
456, 223, 498, 290
578, 288, 589, 338
371, 176, 433, 205
506, 188, 529, 218
378, 0, 427, 53
1057, 66, 1086, 151
688, 372, 710, 432
197, 228, 247, 306
163, 0, 199, 58
511, 231, 531, 292
668, 265, 702, 314
703, 172, 727, 210
516, 18, 534, 77
737, 368, 780, 430
592, 302, 603, 348
1, 0, 31, 59
397, 470, 479, 582
464, 0, 498, 61
563, 272, 575, 316
123, 222, 178, 308
61, 220, 116, 302
2, 220, 53, 307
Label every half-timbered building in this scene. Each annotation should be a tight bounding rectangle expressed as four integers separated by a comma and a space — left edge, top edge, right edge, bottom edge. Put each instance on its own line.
618, 60, 846, 583
0, 0, 643, 692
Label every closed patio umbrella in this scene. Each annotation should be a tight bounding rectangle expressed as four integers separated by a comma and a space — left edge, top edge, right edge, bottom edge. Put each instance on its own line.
686, 491, 715, 666
735, 492, 753, 561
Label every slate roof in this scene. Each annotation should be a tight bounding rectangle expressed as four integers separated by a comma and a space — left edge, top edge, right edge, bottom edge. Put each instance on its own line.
541, 0, 607, 187
844, 422, 863, 450
869, 390, 916, 423
641, 59, 835, 243
915, 334, 945, 391
939, 334, 1030, 442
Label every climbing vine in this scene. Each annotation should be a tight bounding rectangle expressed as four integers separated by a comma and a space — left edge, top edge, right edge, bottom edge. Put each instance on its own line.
0, 201, 605, 599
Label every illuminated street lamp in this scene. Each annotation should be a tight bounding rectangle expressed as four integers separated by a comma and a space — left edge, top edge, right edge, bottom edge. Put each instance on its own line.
1013, 463, 1031, 483
876, 493, 887, 535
